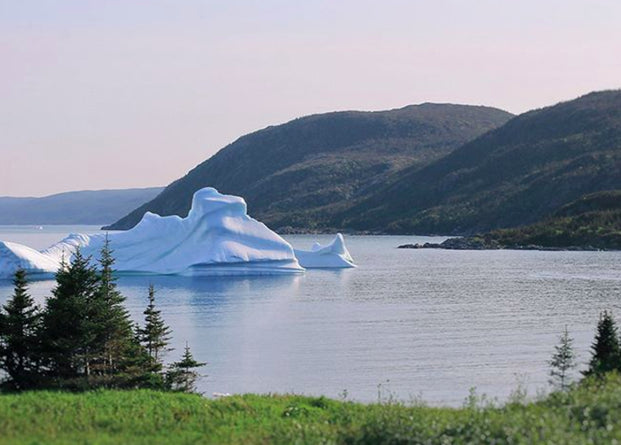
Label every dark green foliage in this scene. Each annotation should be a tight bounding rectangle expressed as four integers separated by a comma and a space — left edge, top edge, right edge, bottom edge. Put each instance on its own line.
87, 236, 159, 387
140, 285, 172, 367
166, 343, 206, 393
91, 234, 133, 375
0, 269, 41, 390
584, 311, 621, 377
549, 326, 576, 391
345, 90, 621, 234
0, 246, 190, 392
42, 248, 101, 381
477, 190, 621, 249
105, 104, 512, 231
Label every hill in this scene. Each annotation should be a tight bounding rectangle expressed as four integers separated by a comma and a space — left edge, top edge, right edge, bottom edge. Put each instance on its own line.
0, 188, 163, 225
105, 104, 512, 230
477, 190, 621, 249
1, 375, 621, 444
343, 90, 621, 234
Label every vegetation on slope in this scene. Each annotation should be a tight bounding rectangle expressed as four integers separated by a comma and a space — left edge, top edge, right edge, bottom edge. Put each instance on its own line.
3, 375, 621, 444
454, 190, 621, 249
344, 90, 621, 234
106, 104, 512, 230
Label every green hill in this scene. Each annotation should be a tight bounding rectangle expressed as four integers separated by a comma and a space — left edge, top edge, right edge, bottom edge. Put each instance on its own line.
105, 104, 512, 230
343, 90, 621, 234
478, 190, 621, 249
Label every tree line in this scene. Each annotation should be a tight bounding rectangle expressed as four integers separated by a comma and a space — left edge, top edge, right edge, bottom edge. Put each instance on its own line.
0, 237, 204, 393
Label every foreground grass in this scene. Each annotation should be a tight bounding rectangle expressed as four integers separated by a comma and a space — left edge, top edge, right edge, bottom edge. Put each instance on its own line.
3, 375, 621, 444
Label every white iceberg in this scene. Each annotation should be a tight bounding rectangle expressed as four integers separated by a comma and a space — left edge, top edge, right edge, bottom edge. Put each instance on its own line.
0, 188, 304, 278
294, 234, 356, 269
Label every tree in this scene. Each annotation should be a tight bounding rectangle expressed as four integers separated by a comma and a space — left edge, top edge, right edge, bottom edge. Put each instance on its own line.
549, 326, 576, 390
0, 269, 41, 390
90, 235, 135, 377
140, 285, 172, 367
584, 310, 621, 377
41, 247, 100, 381
166, 343, 205, 393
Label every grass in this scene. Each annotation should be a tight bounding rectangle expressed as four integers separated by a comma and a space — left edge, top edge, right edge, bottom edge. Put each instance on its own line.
3, 375, 621, 444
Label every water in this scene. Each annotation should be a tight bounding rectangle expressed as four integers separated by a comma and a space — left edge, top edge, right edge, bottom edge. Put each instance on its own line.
1, 226, 620, 406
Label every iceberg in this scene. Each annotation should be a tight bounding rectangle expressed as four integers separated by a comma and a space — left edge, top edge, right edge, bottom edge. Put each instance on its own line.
0, 188, 304, 278
294, 234, 356, 269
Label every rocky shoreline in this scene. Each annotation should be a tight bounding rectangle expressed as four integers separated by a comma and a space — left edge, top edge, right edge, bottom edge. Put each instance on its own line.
397, 237, 606, 251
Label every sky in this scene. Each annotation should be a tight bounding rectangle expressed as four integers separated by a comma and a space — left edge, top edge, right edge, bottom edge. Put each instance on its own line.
1, 0, 620, 197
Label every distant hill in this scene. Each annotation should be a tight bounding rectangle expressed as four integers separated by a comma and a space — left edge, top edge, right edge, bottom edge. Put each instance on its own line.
0, 188, 164, 225
105, 104, 513, 230
343, 90, 621, 234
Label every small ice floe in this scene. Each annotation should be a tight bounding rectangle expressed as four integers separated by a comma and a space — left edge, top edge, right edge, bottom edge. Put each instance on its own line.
294, 233, 356, 268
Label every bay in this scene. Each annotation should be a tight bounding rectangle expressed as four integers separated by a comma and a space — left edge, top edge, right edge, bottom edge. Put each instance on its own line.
0, 225, 619, 406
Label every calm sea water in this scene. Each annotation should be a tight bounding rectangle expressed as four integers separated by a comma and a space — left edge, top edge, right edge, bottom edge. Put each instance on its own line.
0, 225, 620, 406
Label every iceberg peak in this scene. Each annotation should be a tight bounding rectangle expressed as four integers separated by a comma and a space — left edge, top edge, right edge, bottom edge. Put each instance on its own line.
294, 233, 356, 269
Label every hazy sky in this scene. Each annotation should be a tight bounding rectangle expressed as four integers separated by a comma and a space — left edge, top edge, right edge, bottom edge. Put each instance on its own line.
2, 0, 620, 196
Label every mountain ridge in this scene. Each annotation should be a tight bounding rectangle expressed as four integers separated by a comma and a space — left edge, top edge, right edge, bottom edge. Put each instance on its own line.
341, 90, 621, 234
105, 103, 513, 230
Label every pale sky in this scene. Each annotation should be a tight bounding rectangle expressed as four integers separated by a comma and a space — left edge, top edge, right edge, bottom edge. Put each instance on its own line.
1, 0, 620, 196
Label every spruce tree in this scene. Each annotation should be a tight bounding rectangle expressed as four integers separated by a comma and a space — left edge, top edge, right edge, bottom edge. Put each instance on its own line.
140, 285, 172, 367
548, 326, 576, 391
91, 235, 135, 378
42, 248, 100, 381
0, 269, 41, 390
117, 323, 165, 389
584, 310, 621, 377
166, 343, 205, 393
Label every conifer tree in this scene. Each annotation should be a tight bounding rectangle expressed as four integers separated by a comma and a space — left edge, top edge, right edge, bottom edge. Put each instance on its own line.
549, 326, 576, 391
42, 248, 100, 381
166, 343, 205, 392
140, 285, 172, 367
0, 269, 41, 389
91, 235, 135, 377
584, 310, 621, 377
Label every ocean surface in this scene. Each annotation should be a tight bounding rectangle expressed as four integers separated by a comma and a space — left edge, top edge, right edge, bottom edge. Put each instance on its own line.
0, 225, 620, 406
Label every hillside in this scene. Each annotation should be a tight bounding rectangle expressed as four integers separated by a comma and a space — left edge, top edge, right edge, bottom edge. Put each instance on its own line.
2, 376, 621, 444
105, 104, 512, 230
343, 90, 621, 234
478, 190, 621, 249
0, 188, 163, 225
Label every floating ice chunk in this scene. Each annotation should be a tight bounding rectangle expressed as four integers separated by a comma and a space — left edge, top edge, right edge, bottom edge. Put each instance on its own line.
0, 188, 304, 278
294, 234, 356, 269
0, 241, 61, 278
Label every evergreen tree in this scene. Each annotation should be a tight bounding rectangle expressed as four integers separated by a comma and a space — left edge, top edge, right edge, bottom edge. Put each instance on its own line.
116, 323, 166, 389
41, 248, 100, 381
549, 326, 576, 391
0, 269, 41, 390
140, 285, 172, 367
166, 343, 205, 393
584, 310, 621, 377
91, 235, 135, 377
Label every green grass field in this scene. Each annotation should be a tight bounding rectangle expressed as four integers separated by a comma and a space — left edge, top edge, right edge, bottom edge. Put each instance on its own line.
2, 374, 621, 444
